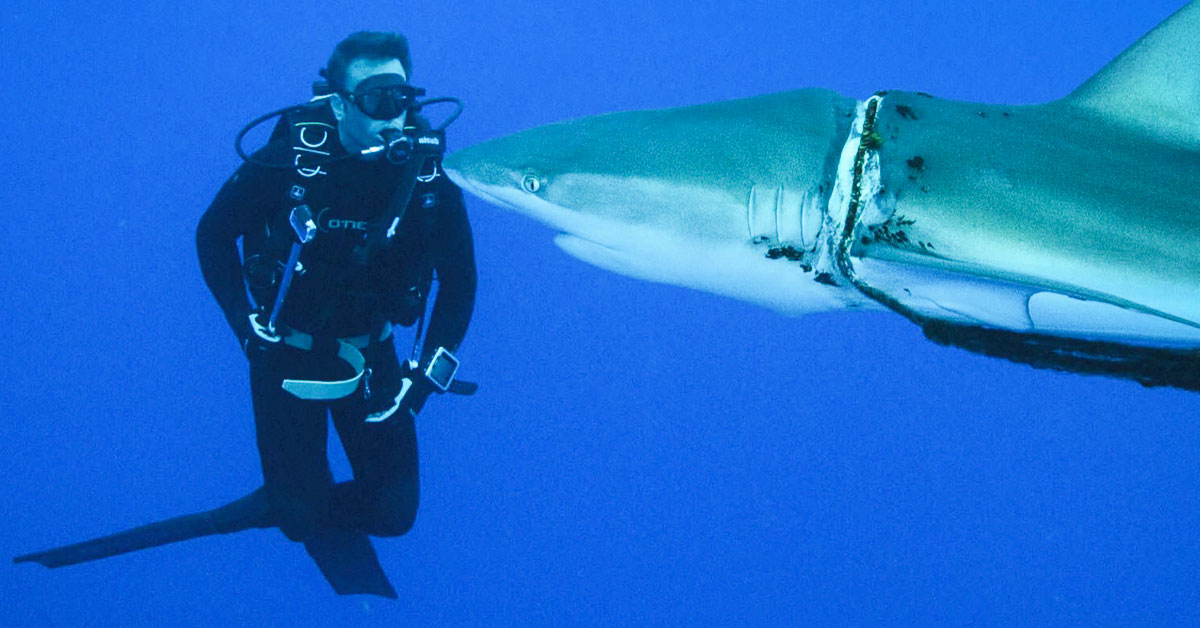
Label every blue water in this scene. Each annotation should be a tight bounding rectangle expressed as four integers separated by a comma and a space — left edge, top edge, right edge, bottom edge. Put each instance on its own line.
4, 1, 1197, 625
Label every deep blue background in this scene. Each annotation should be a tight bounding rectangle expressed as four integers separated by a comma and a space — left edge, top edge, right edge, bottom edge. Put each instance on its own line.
4, 1, 1197, 625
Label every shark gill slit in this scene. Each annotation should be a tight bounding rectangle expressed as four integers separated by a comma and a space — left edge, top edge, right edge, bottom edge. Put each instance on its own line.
773, 186, 782, 241
746, 185, 756, 240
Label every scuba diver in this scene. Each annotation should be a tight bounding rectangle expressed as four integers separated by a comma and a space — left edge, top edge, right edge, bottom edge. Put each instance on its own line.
13, 32, 477, 599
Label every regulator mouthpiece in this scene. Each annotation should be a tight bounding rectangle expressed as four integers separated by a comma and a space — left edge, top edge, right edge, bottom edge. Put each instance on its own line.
380, 128, 414, 164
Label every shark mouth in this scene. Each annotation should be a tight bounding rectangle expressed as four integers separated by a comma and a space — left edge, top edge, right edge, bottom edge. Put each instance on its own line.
555, 232, 619, 253
447, 176, 631, 254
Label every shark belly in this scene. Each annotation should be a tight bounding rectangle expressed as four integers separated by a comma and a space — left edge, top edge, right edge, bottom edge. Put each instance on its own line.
552, 215, 882, 316
843, 91, 1200, 347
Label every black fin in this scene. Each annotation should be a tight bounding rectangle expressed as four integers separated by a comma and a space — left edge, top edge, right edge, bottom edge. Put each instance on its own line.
304, 528, 398, 599
13, 488, 272, 568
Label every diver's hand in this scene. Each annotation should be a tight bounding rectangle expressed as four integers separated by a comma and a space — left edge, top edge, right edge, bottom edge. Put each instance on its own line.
363, 363, 436, 425
397, 363, 437, 418
240, 312, 282, 362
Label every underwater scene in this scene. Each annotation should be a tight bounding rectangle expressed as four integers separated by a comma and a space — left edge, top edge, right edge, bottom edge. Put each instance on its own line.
4, 0, 1198, 625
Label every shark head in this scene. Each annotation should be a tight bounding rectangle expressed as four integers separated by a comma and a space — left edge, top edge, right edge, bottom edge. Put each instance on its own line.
444, 88, 872, 314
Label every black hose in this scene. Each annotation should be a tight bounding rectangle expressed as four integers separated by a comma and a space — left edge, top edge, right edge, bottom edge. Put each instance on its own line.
233, 97, 463, 170
234, 103, 361, 170
419, 97, 464, 131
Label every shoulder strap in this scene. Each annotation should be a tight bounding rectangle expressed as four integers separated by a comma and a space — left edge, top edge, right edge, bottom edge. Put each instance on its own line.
363, 114, 444, 259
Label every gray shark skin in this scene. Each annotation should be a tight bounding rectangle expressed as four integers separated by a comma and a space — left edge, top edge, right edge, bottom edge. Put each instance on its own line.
445, 2, 1200, 391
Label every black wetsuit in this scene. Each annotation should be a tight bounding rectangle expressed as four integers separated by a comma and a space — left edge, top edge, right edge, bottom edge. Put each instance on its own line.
196, 129, 475, 544
11, 112, 474, 599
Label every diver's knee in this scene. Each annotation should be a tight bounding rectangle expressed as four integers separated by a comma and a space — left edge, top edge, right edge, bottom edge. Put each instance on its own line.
369, 514, 416, 538
367, 491, 419, 537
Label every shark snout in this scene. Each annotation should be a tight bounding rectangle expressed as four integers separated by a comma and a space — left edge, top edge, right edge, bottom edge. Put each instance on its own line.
441, 149, 475, 193
442, 146, 507, 208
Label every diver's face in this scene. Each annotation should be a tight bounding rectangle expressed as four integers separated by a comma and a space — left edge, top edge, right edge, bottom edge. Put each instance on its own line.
332, 57, 409, 157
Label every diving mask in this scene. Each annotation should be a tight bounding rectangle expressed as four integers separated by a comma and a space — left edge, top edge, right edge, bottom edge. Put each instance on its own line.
343, 73, 424, 121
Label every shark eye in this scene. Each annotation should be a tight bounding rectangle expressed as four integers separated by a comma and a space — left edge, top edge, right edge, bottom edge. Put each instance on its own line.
521, 174, 542, 193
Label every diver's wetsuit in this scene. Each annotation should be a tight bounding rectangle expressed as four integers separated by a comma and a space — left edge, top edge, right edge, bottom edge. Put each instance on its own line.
196, 130, 475, 543
13, 118, 474, 599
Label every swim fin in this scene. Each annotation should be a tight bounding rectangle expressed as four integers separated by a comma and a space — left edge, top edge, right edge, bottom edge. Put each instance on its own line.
12, 487, 273, 568
14, 487, 399, 599
304, 527, 398, 598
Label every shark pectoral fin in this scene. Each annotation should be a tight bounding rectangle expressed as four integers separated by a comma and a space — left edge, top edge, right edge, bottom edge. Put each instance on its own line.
853, 257, 1200, 346
1064, 1, 1200, 145
1027, 292, 1200, 345
304, 528, 397, 599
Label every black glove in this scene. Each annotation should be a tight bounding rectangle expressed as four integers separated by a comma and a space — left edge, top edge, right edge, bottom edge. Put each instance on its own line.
363, 360, 438, 425
397, 361, 437, 418
235, 310, 282, 363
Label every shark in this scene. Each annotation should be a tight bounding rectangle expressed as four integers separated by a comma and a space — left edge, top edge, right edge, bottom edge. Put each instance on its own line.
444, 2, 1200, 392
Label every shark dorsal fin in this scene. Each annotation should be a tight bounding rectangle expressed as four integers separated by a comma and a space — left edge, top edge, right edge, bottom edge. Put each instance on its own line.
1063, 1, 1200, 147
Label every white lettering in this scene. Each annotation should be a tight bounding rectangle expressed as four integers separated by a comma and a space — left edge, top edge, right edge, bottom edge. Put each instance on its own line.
326, 219, 368, 231
299, 125, 331, 149
294, 122, 336, 177
294, 154, 327, 178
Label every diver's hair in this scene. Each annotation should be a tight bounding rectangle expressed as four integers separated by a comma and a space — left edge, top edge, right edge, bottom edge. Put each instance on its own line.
325, 31, 413, 92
